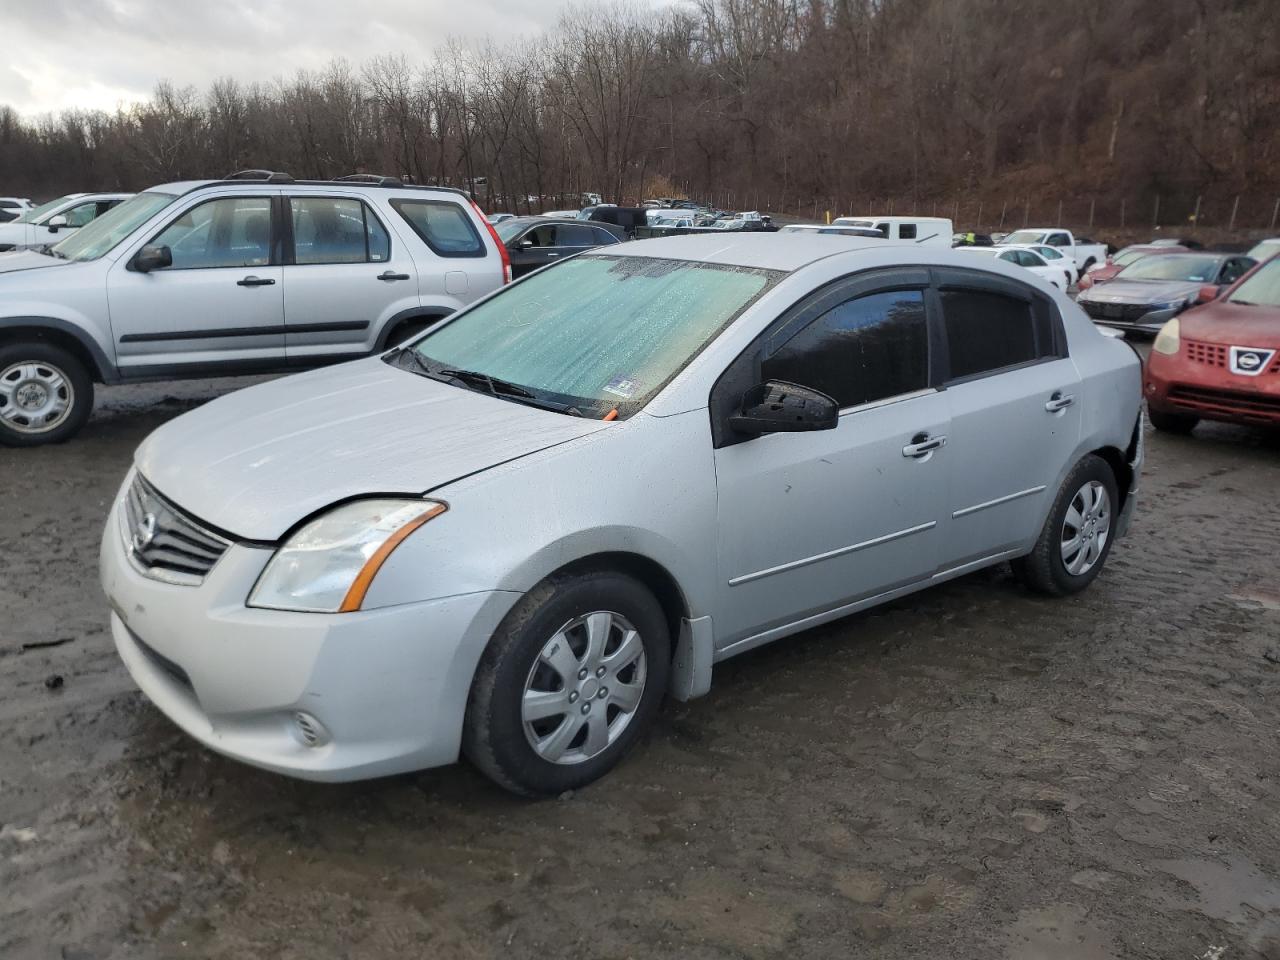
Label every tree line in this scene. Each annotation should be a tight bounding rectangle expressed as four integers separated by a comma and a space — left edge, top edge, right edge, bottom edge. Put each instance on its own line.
1, 0, 1276, 222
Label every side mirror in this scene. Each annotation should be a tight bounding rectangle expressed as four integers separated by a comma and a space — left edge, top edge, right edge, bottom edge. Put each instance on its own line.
729, 380, 839, 436
133, 244, 173, 273
517, 239, 534, 250
1195, 284, 1219, 305
46, 214, 68, 232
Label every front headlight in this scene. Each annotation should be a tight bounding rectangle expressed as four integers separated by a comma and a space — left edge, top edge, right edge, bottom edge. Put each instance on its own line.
1153, 317, 1181, 355
249, 499, 447, 613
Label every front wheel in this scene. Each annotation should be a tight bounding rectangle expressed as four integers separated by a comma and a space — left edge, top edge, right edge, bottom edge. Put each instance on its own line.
0, 341, 93, 446
463, 570, 670, 796
1012, 455, 1119, 596
1148, 408, 1198, 434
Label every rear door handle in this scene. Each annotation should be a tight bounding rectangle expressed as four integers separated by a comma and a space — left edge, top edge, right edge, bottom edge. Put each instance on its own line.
1045, 392, 1076, 412
902, 433, 947, 458
377, 270, 411, 281
237, 276, 275, 287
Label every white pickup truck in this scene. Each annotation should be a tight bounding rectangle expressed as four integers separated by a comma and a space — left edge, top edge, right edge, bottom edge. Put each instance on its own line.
996, 228, 1107, 276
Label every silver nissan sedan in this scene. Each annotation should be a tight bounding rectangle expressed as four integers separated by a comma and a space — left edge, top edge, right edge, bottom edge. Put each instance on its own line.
101, 234, 1143, 795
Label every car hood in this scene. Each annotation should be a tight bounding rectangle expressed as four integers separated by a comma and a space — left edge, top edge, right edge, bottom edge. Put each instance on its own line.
1081, 278, 1203, 305
0, 249, 69, 274
135, 358, 612, 541
1179, 300, 1280, 347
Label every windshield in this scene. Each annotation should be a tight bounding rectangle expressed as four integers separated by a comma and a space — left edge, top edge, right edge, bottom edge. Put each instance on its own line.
50, 192, 178, 262
1228, 259, 1280, 307
409, 255, 778, 416
1003, 230, 1046, 245
1246, 239, 1280, 262
1119, 255, 1221, 282
16, 195, 74, 224
1113, 249, 1151, 267
495, 219, 529, 243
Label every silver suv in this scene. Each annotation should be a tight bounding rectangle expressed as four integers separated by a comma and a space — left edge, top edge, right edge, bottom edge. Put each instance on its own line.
0, 171, 510, 446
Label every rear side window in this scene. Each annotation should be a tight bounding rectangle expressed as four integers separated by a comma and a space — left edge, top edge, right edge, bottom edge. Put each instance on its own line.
558, 223, 601, 247
762, 289, 929, 408
290, 197, 389, 264
941, 289, 1054, 379
391, 199, 483, 257
899, 223, 917, 239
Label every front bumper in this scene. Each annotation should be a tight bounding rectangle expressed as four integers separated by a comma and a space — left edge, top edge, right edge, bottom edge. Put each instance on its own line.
1145, 352, 1280, 426
1081, 303, 1180, 334
101, 495, 519, 781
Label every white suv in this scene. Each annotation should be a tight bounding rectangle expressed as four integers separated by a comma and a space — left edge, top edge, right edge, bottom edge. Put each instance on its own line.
0, 192, 132, 251
0, 172, 511, 446
0, 197, 34, 223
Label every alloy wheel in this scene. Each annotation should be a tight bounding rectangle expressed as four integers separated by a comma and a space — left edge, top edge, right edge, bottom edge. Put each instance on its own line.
0, 361, 75, 434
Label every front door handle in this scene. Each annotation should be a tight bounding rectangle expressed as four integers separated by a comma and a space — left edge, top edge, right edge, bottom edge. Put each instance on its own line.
902, 432, 947, 458
1045, 392, 1076, 412
237, 276, 275, 287
377, 270, 411, 281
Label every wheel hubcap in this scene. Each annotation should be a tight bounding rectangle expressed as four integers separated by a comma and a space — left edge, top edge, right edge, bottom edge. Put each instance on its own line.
1060, 480, 1111, 576
0, 361, 74, 434
521, 610, 647, 765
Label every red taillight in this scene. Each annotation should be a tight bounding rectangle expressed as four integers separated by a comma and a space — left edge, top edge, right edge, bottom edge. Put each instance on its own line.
471, 200, 512, 284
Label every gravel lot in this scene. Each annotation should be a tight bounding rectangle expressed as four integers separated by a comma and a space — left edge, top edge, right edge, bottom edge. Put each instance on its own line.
2, 373, 1279, 960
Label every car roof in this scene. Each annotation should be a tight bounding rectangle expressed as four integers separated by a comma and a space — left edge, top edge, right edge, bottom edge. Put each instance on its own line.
144, 179, 470, 199
589, 232, 893, 271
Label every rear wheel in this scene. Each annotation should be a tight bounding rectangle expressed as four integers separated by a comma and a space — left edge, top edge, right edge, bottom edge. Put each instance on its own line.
1012, 455, 1118, 596
463, 570, 670, 796
0, 342, 93, 446
1148, 408, 1198, 434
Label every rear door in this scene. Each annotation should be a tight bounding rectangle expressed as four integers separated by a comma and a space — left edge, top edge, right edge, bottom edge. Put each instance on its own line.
388, 195, 496, 301
281, 193, 417, 362
108, 192, 285, 376
712, 268, 950, 649
932, 268, 1081, 570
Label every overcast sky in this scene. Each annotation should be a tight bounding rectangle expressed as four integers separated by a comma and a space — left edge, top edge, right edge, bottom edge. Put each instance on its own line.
2, 0, 667, 117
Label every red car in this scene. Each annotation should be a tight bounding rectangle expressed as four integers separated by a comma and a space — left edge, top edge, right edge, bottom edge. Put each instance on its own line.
1079, 244, 1189, 290
1144, 256, 1280, 431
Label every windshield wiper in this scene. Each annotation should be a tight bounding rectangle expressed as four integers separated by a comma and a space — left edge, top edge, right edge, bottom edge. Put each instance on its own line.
438, 367, 536, 399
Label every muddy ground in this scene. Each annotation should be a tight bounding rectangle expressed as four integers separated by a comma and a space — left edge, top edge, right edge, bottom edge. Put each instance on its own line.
2, 375, 1279, 960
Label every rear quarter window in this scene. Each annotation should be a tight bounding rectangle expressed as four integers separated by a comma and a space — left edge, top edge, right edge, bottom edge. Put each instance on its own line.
390, 199, 484, 258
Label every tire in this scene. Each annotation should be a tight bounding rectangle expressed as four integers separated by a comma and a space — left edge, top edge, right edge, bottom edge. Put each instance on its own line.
1148, 408, 1198, 434
0, 341, 93, 447
463, 570, 671, 796
1011, 454, 1119, 597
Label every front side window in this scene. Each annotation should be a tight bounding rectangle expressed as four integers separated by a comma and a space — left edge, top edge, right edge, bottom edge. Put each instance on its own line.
409, 255, 778, 415
941, 288, 1050, 379
290, 197, 389, 264
63, 201, 106, 228
150, 196, 272, 270
1218, 258, 1253, 285
51, 192, 177, 262
391, 198, 483, 257
763, 289, 929, 408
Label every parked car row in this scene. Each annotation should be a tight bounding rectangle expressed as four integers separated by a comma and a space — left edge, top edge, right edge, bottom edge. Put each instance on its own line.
0, 192, 131, 251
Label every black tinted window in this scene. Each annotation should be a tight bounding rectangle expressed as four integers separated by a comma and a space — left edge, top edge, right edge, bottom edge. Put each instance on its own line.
941, 288, 1048, 378
899, 223, 917, 239
557, 224, 599, 247
763, 290, 928, 408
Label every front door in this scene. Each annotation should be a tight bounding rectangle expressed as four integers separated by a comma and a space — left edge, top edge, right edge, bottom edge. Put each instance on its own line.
713, 271, 950, 650
508, 223, 569, 278
282, 194, 417, 362
108, 193, 284, 376
932, 269, 1082, 569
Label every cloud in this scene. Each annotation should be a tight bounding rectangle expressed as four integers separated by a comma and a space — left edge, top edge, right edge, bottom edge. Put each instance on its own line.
1, 0, 668, 116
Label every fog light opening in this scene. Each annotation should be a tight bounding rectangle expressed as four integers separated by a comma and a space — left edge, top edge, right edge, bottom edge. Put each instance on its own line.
292, 711, 331, 748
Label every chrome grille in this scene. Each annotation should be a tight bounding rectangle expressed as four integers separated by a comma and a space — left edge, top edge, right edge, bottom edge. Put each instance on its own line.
122, 474, 229, 585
